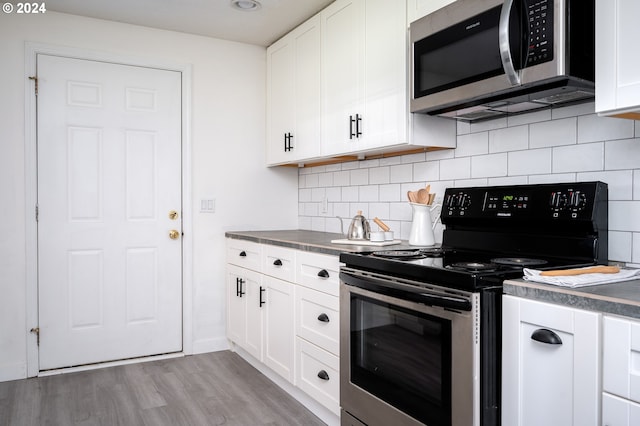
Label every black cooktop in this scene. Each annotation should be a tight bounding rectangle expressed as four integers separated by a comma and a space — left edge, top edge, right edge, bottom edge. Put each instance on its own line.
340, 182, 609, 292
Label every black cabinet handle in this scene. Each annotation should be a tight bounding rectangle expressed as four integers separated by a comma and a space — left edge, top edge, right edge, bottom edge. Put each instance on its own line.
236, 277, 245, 297
355, 113, 362, 137
273, 259, 283, 267
317, 370, 330, 381
239, 251, 247, 257
284, 133, 293, 152
259, 286, 266, 307
531, 328, 562, 345
317, 313, 330, 323
317, 269, 330, 279
349, 115, 356, 139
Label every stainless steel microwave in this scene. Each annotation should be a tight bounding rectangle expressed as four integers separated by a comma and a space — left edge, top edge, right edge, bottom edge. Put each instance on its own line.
410, 0, 595, 122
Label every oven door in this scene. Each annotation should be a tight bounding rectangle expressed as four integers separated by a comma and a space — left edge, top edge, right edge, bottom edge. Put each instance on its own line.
340, 268, 480, 426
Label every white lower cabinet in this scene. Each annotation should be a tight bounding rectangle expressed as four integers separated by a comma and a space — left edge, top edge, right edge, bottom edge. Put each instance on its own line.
226, 238, 340, 418
502, 295, 600, 426
263, 276, 295, 383
297, 337, 340, 415
602, 315, 640, 425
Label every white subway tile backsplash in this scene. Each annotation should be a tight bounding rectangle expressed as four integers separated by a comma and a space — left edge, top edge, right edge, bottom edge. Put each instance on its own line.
609, 201, 640, 232
379, 183, 402, 202
472, 153, 507, 178
552, 142, 604, 173
577, 114, 635, 143
389, 164, 414, 183
299, 107, 640, 263
456, 132, 489, 157
577, 170, 633, 200
440, 157, 471, 180
508, 149, 552, 175
609, 231, 632, 262
527, 173, 576, 184
333, 170, 350, 186
350, 168, 369, 185
359, 185, 379, 202
414, 161, 439, 182
369, 166, 390, 184
489, 125, 529, 153
530, 117, 577, 148
506, 109, 551, 126
605, 138, 640, 170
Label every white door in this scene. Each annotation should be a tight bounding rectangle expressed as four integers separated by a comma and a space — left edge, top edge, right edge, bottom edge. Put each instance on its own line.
36, 54, 183, 370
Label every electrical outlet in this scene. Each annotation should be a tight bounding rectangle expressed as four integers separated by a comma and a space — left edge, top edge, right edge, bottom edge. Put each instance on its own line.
320, 196, 328, 214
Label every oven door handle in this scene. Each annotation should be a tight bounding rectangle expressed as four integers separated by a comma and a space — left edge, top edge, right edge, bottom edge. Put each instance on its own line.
340, 271, 472, 311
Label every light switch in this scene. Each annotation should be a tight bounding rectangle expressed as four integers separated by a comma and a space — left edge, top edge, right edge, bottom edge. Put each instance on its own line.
200, 198, 215, 213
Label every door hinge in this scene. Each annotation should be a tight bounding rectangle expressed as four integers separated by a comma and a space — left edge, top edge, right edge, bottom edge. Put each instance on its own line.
28, 76, 38, 96
35, 204, 39, 222
30, 327, 40, 346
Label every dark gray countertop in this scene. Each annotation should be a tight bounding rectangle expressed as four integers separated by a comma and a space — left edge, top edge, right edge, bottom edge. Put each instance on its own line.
504, 278, 640, 320
225, 229, 413, 257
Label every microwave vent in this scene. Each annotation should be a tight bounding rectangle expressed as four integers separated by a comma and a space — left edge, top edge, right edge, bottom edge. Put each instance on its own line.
533, 90, 594, 105
454, 109, 505, 121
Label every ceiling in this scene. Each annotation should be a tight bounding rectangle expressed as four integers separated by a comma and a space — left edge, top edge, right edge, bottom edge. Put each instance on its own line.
46, 0, 335, 47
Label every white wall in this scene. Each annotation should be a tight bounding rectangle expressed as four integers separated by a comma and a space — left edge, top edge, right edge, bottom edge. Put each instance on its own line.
0, 12, 298, 381
299, 102, 640, 266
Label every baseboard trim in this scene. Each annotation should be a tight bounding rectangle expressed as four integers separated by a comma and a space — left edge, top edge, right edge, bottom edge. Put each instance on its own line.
0, 362, 27, 383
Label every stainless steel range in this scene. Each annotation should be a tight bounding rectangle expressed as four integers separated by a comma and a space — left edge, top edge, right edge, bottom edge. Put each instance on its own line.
339, 182, 608, 426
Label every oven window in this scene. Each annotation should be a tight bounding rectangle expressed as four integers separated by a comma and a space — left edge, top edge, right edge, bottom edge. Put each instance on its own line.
350, 294, 452, 426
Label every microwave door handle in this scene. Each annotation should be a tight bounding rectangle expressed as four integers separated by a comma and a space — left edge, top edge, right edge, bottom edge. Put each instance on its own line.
499, 0, 521, 86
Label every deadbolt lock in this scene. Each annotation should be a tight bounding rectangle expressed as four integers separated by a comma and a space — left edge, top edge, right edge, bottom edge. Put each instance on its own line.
169, 230, 180, 240
169, 210, 179, 220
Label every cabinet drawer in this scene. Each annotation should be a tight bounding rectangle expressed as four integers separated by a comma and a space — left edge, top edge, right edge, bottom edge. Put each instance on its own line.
604, 316, 640, 403
296, 338, 340, 415
263, 245, 296, 282
603, 392, 640, 426
297, 286, 339, 355
296, 251, 340, 296
226, 239, 262, 272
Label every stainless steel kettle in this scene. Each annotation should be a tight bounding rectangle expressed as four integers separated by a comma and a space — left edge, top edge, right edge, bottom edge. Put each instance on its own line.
347, 210, 371, 240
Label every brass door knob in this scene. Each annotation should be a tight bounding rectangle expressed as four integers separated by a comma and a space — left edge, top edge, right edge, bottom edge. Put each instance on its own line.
169, 230, 180, 240
169, 210, 179, 220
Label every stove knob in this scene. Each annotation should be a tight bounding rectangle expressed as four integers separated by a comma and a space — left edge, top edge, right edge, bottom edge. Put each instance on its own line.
569, 191, 587, 211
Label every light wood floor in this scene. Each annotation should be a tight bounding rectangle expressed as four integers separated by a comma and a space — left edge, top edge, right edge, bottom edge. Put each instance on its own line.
0, 351, 326, 426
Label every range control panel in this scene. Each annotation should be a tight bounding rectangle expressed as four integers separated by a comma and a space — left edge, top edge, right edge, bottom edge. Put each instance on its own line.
442, 182, 608, 222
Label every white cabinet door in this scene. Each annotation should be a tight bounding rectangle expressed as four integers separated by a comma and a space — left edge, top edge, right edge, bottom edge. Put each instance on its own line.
360, 0, 407, 151
263, 276, 296, 383
603, 393, 640, 426
406, 0, 456, 24
267, 15, 321, 165
502, 295, 600, 426
321, 0, 365, 156
296, 286, 340, 356
596, 0, 640, 119
226, 264, 263, 361
603, 315, 640, 404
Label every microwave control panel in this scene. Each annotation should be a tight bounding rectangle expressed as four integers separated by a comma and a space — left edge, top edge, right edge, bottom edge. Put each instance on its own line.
525, 0, 554, 66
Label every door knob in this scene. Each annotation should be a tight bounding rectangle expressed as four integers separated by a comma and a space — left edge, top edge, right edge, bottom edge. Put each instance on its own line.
169, 230, 180, 240
169, 210, 179, 220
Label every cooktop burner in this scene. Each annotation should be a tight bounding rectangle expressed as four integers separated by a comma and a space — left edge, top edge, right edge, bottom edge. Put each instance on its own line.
371, 247, 449, 260
491, 257, 548, 267
448, 262, 496, 272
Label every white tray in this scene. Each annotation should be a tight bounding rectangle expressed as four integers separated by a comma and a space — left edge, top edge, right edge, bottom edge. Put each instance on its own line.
330, 239, 402, 246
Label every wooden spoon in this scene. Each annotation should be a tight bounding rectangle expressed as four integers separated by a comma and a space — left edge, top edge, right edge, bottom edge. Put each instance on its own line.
416, 188, 429, 204
407, 190, 417, 203
428, 193, 436, 205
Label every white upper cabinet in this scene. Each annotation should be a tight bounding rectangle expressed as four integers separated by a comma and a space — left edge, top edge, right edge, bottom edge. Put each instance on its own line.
595, 0, 640, 120
267, 15, 321, 165
406, 0, 456, 24
321, 0, 454, 157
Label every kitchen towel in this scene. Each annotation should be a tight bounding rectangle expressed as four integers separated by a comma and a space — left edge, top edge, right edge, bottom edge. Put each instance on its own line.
523, 266, 640, 288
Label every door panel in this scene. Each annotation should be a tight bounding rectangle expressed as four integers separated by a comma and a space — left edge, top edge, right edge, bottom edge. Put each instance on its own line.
37, 54, 182, 370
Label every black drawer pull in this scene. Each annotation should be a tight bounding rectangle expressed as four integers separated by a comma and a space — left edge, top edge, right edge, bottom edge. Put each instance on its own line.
317, 313, 330, 323
236, 278, 245, 297
273, 259, 283, 266
239, 251, 247, 257
259, 286, 266, 307
317, 269, 330, 279
531, 328, 562, 345
317, 370, 330, 381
